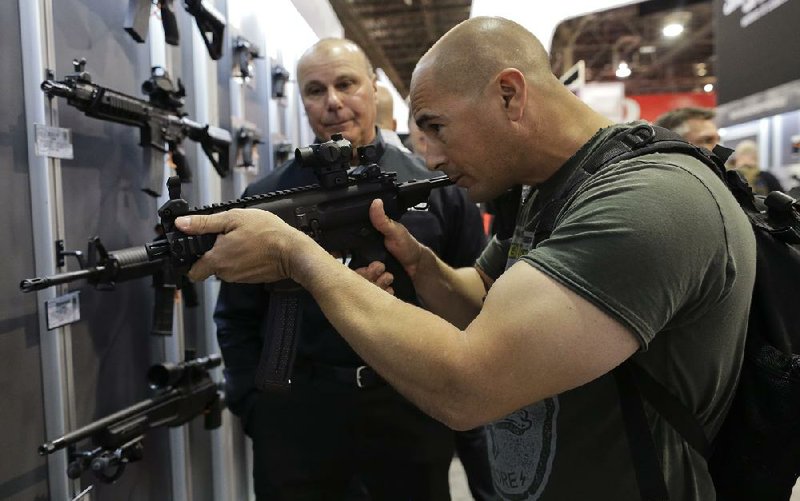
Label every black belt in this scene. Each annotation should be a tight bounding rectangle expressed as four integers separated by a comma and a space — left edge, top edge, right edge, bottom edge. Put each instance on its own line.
297, 361, 385, 389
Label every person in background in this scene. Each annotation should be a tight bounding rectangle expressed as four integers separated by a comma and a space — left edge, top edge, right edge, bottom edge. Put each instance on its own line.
654, 106, 721, 151
213, 37, 486, 500
182, 18, 756, 500
729, 139, 785, 195
376, 84, 411, 153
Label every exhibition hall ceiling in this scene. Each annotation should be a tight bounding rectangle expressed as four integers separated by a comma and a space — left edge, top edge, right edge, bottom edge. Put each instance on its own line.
334, 0, 713, 98
550, 0, 715, 96
329, 0, 472, 97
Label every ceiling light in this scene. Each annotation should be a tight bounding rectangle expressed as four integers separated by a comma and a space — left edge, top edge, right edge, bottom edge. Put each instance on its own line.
704, 83, 714, 93
662, 23, 684, 37
616, 62, 631, 79
662, 11, 691, 38
639, 45, 656, 54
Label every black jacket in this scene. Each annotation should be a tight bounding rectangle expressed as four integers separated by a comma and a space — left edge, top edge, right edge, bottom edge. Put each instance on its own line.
214, 129, 486, 416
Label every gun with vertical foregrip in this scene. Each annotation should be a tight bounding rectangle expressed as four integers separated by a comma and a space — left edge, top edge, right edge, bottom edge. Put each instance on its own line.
41, 58, 231, 197
38, 354, 223, 483
146, 134, 453, 392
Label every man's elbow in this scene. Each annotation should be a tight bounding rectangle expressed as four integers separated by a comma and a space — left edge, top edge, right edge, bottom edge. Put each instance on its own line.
425, 366, 498, 431
433, 396, 496, 431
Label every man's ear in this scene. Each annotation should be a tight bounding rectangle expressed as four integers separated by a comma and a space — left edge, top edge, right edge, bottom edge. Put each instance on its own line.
496, 68, 526, 122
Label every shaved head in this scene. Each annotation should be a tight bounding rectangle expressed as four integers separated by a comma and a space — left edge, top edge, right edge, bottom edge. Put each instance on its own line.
297, 38, 374, 78
412, 16, 554, 99
295, 37, 378, 147
406, 16, 612, 200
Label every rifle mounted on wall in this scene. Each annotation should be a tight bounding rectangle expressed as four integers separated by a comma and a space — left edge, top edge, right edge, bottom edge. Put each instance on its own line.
41, 59, 231, 197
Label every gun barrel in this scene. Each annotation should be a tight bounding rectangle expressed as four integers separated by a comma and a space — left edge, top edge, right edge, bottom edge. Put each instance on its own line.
20, 267, 107, 292
40, 80, 75, 98
20, 245, 162, 293
397, 175, 453, 209
38, 391, 177, 455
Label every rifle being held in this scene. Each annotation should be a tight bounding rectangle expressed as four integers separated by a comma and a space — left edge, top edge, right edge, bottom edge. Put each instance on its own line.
19, 235, 197, 336
146, 134, 453, 391
39, 354, 223, 483
41, 59, 231, 197
125, 0, 226, 60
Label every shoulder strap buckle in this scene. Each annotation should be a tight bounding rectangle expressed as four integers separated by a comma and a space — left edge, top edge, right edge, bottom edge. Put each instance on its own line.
621, 123, 657, 149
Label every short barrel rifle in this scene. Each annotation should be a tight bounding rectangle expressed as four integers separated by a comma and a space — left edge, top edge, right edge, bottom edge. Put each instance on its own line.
146, 134, 453, 391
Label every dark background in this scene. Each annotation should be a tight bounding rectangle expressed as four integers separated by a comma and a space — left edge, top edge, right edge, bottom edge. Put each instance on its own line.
714, 0, 800, 104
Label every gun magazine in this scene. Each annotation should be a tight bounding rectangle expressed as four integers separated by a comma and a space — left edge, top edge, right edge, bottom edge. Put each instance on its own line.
254, 289, 302, 392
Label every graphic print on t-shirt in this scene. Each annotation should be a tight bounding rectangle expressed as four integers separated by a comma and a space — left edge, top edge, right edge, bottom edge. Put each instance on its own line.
487, 399, 559, 500
490, 210, 560, 500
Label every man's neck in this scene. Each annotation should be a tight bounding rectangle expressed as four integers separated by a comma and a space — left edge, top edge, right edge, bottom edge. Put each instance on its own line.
520, 95, 613, 186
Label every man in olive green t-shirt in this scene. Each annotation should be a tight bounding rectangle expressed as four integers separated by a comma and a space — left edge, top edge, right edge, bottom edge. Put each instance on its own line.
175, 17, 756, 501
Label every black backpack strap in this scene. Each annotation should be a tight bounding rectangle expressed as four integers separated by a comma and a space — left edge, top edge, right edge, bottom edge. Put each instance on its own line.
615, 363, 671, 501
622, 363, 712, 458
531, 124, 732, 246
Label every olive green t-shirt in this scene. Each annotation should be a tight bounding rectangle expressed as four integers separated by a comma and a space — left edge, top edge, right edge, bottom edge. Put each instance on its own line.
477, 123, 756, 500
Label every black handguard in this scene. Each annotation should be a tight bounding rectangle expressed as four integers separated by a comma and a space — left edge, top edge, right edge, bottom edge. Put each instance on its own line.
18, 235, 193, 336
39, 354, 222, 483
147, 134, 452, 391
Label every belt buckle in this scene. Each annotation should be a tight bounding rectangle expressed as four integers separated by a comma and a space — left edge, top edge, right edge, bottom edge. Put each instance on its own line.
356, 365, 367, 388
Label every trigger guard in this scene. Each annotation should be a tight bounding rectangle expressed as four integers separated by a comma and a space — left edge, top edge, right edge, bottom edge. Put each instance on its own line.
350, 248, 387, 269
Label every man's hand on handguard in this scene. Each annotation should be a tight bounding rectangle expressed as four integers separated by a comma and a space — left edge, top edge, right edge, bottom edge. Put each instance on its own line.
369, 199, 425, 279
175, 208, 314, 283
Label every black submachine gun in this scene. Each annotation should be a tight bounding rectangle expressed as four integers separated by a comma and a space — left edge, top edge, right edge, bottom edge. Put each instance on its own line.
146, 134, 452, 391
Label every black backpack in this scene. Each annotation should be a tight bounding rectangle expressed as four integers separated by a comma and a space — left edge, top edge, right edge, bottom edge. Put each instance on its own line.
518, 123, 800, 500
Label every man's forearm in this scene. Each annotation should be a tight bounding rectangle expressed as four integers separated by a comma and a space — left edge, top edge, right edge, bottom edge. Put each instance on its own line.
410, 245, 486, 329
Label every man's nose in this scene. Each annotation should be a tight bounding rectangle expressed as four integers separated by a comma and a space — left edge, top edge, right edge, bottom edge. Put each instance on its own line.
424, 143, 446, 172
325, 87, 344, 110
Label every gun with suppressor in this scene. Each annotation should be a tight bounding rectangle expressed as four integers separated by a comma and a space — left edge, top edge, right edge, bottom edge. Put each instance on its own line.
41, 58, 231, 197
19, 235, 197, 336
145, 133, 453, 392
39, 354, 222, 483
125, 0, 226, 60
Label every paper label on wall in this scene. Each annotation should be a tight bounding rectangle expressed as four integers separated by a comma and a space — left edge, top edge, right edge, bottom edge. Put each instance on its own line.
34, 124, 74, 159
46, 291, 80, 330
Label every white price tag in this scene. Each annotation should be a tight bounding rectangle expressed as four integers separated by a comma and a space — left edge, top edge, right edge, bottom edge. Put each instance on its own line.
45, 291, 81, 330
34, 124, 74, 159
